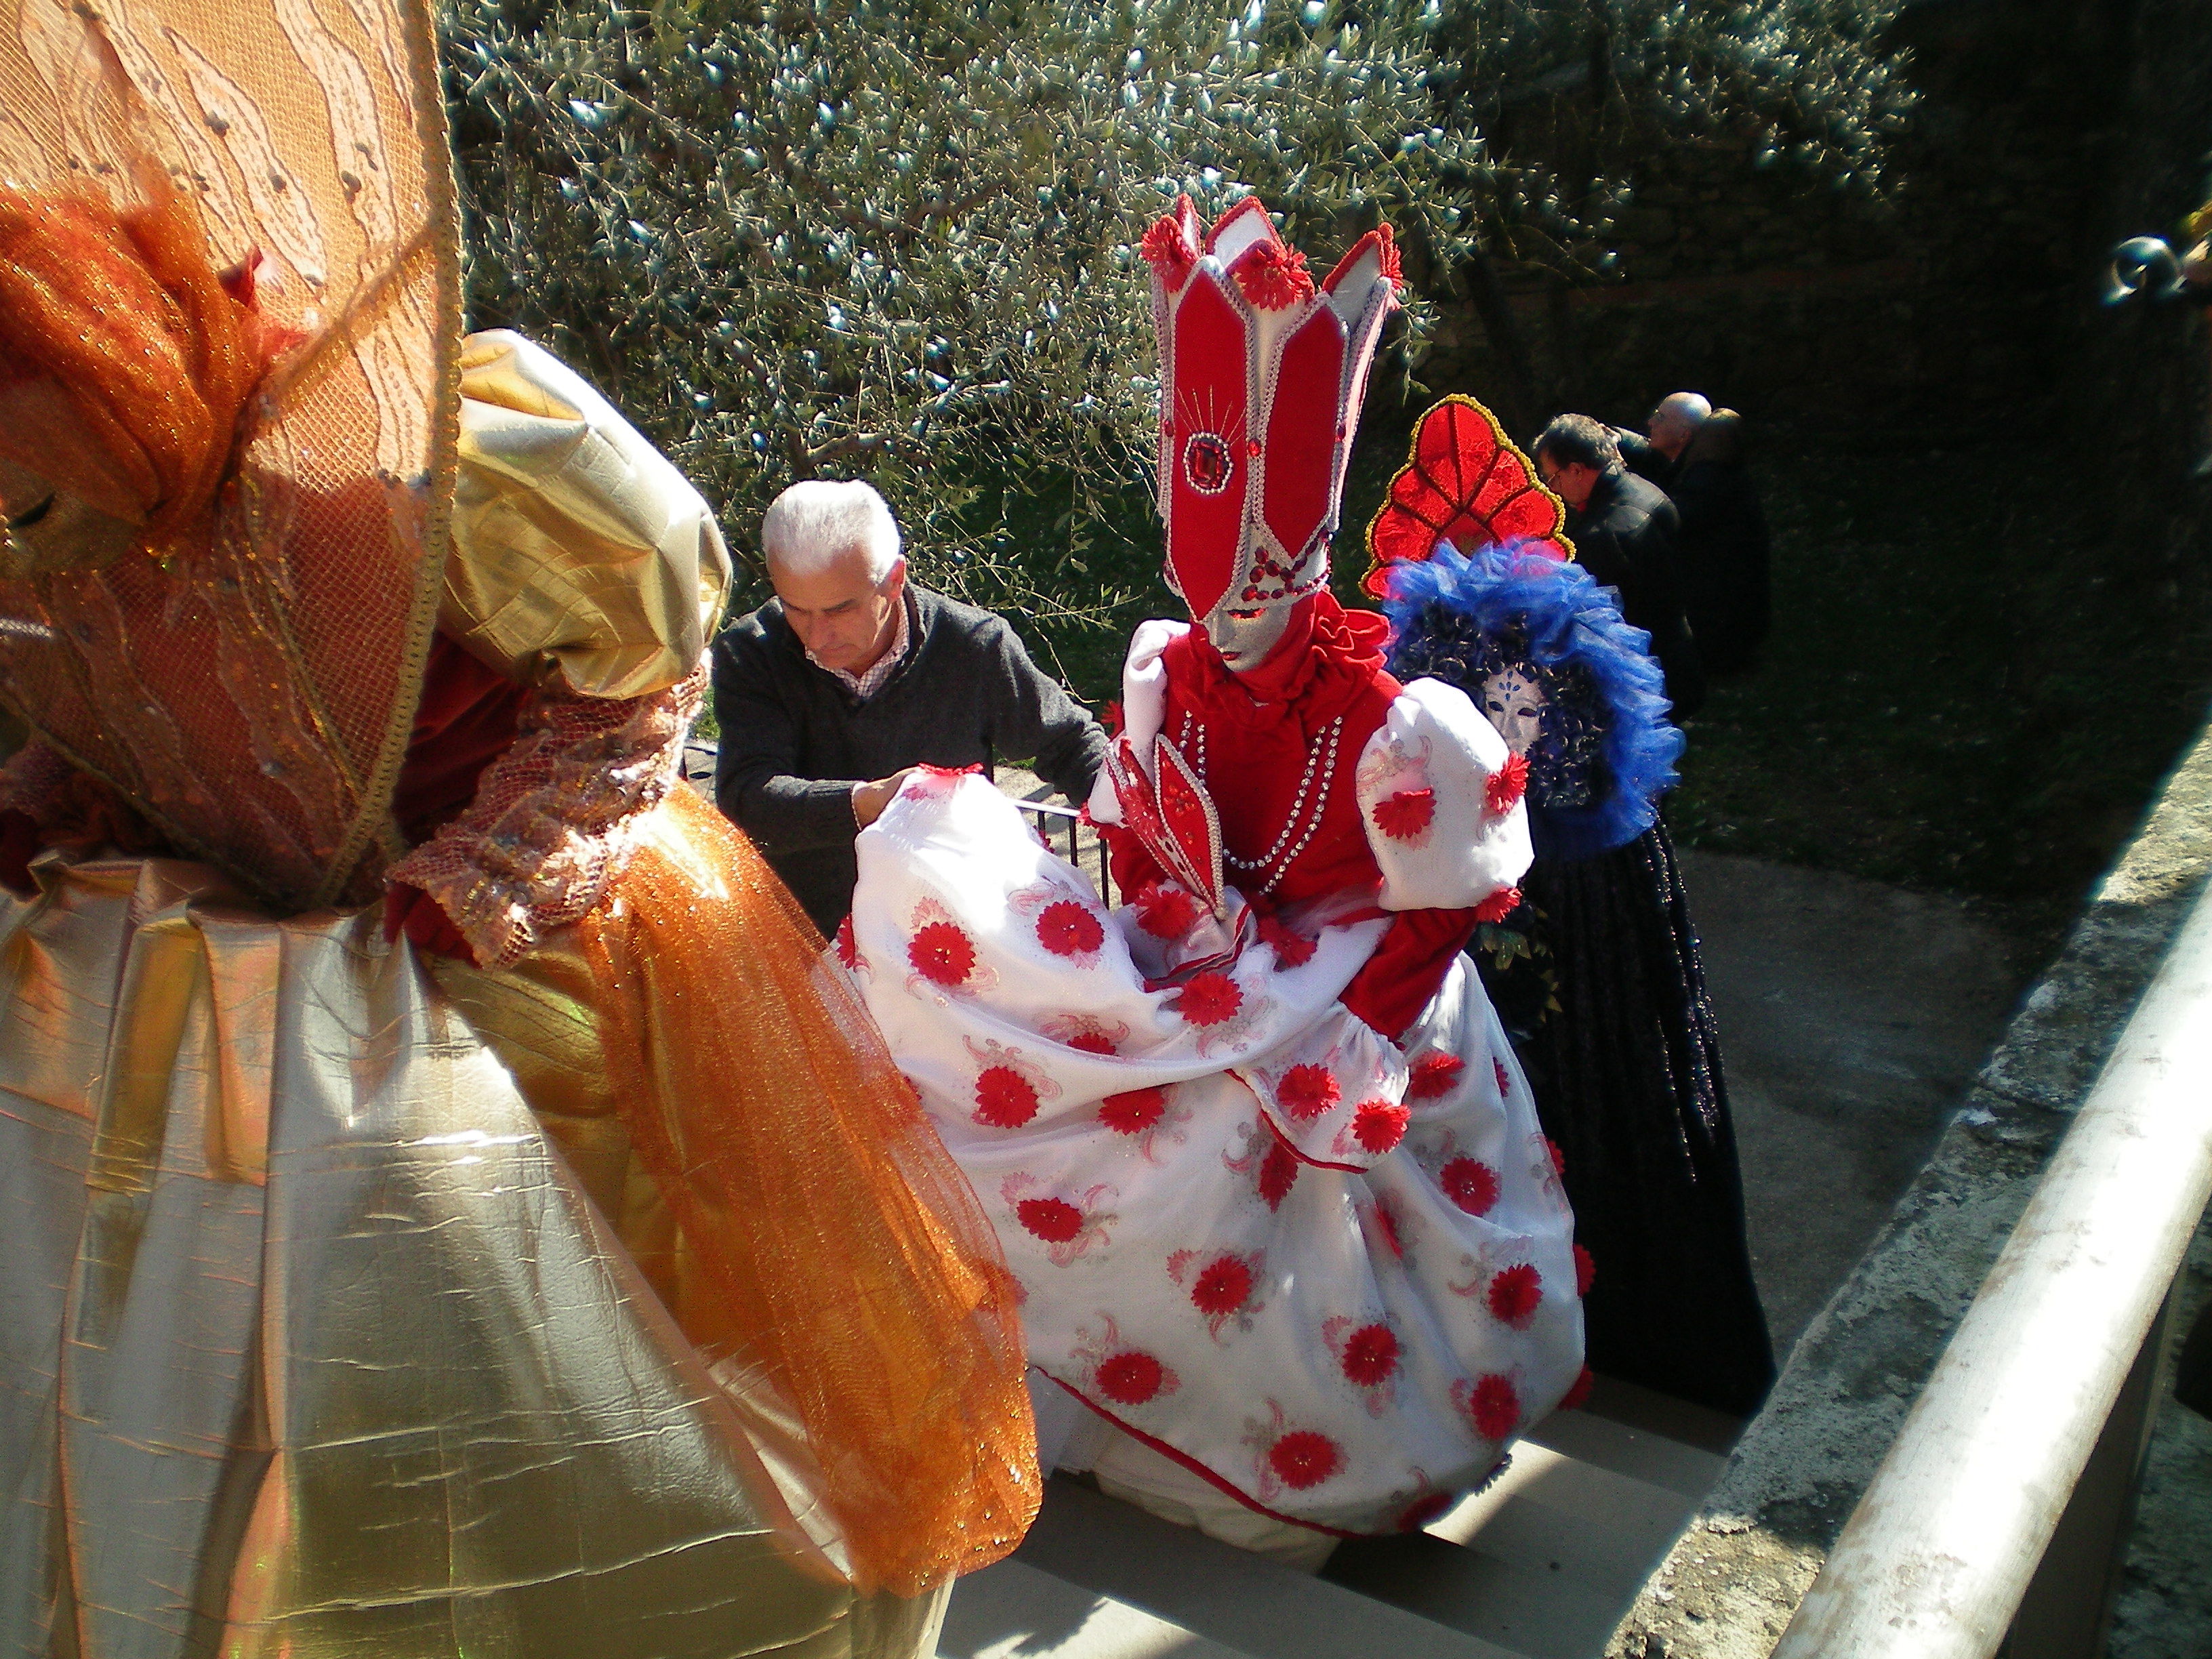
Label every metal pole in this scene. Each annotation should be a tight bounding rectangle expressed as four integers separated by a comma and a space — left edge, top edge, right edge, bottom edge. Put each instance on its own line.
1770, 883, 2212, 1659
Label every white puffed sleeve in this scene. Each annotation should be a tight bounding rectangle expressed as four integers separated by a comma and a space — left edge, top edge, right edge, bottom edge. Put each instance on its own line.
1355, 677, 1533, 912
1087, 618, 1191, 825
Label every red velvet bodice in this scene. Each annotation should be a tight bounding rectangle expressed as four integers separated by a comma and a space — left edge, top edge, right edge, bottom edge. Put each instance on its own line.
1105, 595, 1479, 1039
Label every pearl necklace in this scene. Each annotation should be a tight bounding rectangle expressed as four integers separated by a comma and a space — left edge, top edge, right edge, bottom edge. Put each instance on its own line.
1183, 712, 1345, 896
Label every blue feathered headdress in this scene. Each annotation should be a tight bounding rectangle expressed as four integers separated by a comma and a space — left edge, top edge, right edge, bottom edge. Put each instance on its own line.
1382, 541, 1684, 861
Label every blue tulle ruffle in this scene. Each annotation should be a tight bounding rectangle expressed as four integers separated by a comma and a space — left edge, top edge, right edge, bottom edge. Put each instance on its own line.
1380, 541, 1685, 861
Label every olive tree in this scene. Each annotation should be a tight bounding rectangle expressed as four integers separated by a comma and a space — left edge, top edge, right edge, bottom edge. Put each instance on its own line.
442, 0, 1908, 627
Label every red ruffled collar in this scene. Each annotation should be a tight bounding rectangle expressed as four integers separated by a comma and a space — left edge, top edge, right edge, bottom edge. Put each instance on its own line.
1174, 593, 1394, 734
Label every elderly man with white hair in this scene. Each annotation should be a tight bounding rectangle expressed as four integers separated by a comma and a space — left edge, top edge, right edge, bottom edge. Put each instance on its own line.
712, 479, 1108, 934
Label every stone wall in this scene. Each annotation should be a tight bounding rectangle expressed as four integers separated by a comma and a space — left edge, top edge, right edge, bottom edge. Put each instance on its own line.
1601, 701, 2212, 1659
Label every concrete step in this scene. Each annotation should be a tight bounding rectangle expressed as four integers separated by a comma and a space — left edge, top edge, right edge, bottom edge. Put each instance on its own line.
939, 1385, 1736, 1659
937, 1557, 1257, 1659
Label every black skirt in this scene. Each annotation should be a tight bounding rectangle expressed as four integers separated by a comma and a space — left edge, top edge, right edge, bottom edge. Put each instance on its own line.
1475, 819, 1776, 1417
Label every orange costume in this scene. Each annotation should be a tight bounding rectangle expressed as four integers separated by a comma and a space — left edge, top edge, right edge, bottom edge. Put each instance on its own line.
0, 4, 1036, 1655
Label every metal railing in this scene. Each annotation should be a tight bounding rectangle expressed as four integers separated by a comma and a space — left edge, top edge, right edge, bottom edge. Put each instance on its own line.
1017, 787, 1115, 906
1770, 882, 2212, 1659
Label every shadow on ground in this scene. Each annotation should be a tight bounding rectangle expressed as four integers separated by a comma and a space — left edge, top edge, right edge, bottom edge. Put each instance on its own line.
1678, 847, 2038, 1353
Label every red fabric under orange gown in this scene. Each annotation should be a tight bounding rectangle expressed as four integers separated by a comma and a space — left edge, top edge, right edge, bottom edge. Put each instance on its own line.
1104, 593, 1479, 1040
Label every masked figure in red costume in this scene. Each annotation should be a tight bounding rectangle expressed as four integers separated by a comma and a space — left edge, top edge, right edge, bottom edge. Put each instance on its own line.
846, 197, 1585, 1568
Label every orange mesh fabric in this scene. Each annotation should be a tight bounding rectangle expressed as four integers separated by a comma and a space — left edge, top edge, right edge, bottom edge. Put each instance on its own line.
577, 785, 1041, 1596
0, 176, 281, 544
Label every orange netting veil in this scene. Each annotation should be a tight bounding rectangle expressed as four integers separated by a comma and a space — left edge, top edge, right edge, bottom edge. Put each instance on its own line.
0, 173, 285, 550
579, 787, 1043, 1596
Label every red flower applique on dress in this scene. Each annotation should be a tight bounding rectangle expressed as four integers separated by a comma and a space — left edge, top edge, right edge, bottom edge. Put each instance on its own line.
1097, 1349, 1175, 1406
1267, 1429, 1342, 1490
1349, 1100, 1410, 1156
1440, 1156, 1501, 1216
1408, 1053, 1465, 1101
1070, 1313, 1181, 1408
1171, 970, 1242, 1027
1371, 787, 1436, 842
1168, 1248, 1266, 1339
1256, 911, 1318, 967
835, 913, 863, 974
1473, 885, 1521, 925
909, 918, 977, 987
1366, 1195, 1407, 1261
1018, 1197, 1084, 1242
975, 1066, 1041, 1127
1223, 1119, 1297, 1209
1234, 241, 1316, 310
1494, 1057, 1513, 1099
1456, 1372, 1521, 1441
1099, 1082, 1190, 1163
1574, 1243, 1595, 1296
1000, 1173, 1116, 1265
1277, 1063, 1342, 1122
1338, 1322, 1401, 1387
1487, 1263, 1543, 1329
1037, 899, 1106, 958
1191, 1254, 1253, 1315
1042, 1012, 1128, 1056
1099, 1086, 1168, 1135
1134, 882, 1202, 939
1561, 1365, 1595, 1412
964, 1036, 1059, 1128
1544, 1137, 1567, 1177
1486, 752, 1530, 817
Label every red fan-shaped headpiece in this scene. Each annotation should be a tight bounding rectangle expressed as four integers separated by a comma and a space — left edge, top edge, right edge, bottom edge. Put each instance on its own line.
1360, 394, 1574, 597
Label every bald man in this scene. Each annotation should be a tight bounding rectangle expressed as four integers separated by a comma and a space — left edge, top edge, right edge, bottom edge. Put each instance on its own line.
1615, 390, 1712, 491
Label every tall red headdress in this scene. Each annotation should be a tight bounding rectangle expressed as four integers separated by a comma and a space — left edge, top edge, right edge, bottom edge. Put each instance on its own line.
1142, 195, 1402, 619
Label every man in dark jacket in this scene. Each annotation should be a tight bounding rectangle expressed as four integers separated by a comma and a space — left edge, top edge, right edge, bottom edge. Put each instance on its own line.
1670, 409, 1771, 676
1533, 413, 1706, 718
712, 480, 1108, 934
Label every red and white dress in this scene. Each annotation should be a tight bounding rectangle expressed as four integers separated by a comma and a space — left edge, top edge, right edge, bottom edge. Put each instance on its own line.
847, 596, 1585, 1547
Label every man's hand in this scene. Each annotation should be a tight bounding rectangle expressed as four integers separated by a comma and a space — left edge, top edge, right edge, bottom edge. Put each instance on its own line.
851, 767, 918, 828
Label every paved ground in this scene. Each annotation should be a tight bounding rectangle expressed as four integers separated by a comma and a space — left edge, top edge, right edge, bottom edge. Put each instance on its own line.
1675, 848, 2040, 1355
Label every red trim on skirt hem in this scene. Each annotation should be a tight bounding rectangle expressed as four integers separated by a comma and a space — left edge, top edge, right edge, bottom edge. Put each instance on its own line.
1043, 1372, 1361, 1538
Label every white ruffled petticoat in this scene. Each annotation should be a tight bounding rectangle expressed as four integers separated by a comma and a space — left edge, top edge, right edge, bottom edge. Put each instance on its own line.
846, 758, 1585, 1541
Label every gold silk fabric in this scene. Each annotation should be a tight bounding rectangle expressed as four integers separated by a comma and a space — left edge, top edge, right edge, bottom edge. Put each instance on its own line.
0, 848, 951, 1658
0, 0, 458, 912
447, 330, 734, 699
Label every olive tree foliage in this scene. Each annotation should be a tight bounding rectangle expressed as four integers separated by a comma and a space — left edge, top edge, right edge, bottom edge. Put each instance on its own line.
441, 0, 1908, 625
1423, 0, 1912, 261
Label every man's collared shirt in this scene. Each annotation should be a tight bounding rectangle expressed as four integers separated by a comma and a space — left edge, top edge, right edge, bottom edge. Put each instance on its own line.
808, 592, 910, 701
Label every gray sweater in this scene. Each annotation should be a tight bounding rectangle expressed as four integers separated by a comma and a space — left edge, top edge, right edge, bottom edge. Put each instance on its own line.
711, 584, 1107, 933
